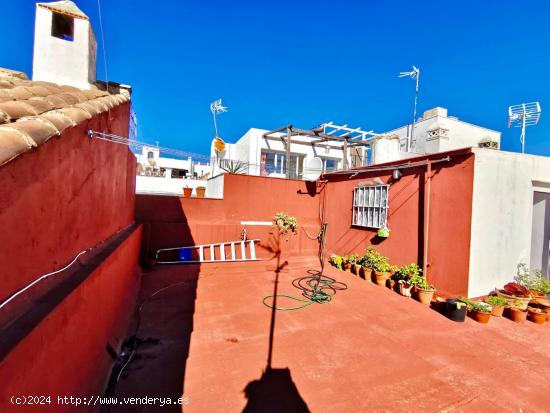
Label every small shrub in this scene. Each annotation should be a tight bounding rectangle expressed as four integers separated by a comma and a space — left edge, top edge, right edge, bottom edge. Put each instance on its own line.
273, 212, 297, 236
485, 296, 507, 307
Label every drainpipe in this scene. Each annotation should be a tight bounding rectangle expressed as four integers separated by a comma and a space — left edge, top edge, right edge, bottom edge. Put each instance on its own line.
423, 160, 432, 280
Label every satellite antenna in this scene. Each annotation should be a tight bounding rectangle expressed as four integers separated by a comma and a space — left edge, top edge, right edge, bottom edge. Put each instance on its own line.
508, 102, 541, 153
210, 98, 228, 138
302, 156, 323, 181
398, 66, 420, 152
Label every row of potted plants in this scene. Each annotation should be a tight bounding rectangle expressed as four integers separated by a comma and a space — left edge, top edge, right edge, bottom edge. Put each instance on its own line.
446, 295, 548, 325
330, 249, 549, 325
330, 248, 435, 305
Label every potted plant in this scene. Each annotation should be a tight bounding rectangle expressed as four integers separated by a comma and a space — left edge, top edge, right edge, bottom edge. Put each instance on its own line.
373, 261, 392, 286
183, 186, 193, 197
409, 273, 435, 305
393, 263, 421, 297
196, 186, 206, 198
273, 212, 297, 241
495, 282, 531, 310
506, 299, 528, 323
485, 296, 507, 317
330, 254, 344, 270
445, 298, 468, 322
469, 301, 492, 324
527, 306, 547, 325
342, 256, 353, 273
347, 254, 359, 274
514, 266, 550, 298
377, 226, 390, 238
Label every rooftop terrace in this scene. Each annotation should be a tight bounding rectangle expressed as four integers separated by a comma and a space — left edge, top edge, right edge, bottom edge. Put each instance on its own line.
114, 254, 550, 412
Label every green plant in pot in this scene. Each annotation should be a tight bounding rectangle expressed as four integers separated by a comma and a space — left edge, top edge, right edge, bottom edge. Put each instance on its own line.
330, 254, 344, 270
394, 263, 421, 297
273, 212, 297, 241
507, 298, 528, 323
409, 273, 435, 305
373, 261, 392, 286
361, 247, 388, 270
469, 301, 492, 324
347, 254, 359, 274
485, 296, 507, 317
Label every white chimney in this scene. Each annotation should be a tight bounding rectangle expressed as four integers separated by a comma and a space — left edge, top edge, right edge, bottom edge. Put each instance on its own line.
32, 1, 97, 89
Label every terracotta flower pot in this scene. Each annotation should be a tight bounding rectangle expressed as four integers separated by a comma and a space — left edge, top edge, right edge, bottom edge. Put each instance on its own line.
343, 262, 352, 273
415, 287, 435, 305
529, 290, 546, 299
374, 271, 391, 286
528, 309, 547, 325
398, 280, 413, 297
491, 305, 505, 317
507, 307, 528, 323
388, 279, 396, 290
196, 186, 206, 198
470, 310, 491, 324
183, 187, 193, 197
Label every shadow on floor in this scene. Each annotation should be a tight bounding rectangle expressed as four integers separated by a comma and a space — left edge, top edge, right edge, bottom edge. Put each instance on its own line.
104, 195, 200, 412
243, 232, 310, 413
243, 367, 310, 413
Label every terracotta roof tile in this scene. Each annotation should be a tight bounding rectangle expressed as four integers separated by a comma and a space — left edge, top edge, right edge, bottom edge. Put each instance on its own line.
0, 68, 131, 166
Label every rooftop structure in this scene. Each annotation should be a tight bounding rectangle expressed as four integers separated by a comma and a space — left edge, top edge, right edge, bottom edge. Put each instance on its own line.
372, 107, 502, 164
33, 1, 97, 89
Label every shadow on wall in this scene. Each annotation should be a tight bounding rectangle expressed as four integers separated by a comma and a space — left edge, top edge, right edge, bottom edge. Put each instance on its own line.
107, 196, 200, 413
242, 232, 310, 413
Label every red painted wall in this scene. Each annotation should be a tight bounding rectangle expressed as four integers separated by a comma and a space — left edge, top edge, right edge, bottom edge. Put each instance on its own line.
0, 226, 142, 413
136, 174, 322, 261
0, 103, 135, 301
323, 151, 475, 296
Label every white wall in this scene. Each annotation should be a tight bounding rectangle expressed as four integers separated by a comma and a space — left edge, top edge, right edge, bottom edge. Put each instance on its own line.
33, 6, 96, 89
205, 174, 224, 199
467, 148, 550, 297
136, 176, 207, 196
378, 108, 501, 163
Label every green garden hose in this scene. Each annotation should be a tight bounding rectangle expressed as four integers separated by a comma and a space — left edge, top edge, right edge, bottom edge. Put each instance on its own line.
262, 271, 347, 311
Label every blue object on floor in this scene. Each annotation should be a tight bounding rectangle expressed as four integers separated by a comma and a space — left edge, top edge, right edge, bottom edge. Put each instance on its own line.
178, 248, 193, 261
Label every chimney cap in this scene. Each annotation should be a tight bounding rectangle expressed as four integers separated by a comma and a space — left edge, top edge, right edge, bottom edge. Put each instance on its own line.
37, 1, 89, 20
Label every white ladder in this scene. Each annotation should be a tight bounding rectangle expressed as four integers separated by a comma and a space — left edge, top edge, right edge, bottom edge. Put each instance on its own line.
155, 239, 261, 264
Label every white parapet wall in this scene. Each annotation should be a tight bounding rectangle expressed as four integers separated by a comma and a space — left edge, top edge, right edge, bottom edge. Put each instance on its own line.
468, 148, 550, 297
136, 176, 208, 196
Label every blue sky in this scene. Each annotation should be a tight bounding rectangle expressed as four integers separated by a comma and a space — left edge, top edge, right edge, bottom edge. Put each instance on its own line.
2, 0, 550, 156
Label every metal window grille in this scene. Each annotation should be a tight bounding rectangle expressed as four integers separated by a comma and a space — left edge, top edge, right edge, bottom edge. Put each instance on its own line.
352, 185, 389, 229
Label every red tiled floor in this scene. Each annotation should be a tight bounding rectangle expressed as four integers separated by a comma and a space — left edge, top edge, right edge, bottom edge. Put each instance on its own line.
116, 257, 550, 412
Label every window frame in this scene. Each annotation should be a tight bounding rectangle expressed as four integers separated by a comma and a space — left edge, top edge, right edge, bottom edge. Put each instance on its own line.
352, 184, 389, 229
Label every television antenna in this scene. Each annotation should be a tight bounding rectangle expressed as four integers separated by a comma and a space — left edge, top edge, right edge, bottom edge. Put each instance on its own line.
210, 98, 228, 138
398, 66, 420, 152
508, 102, 541, 153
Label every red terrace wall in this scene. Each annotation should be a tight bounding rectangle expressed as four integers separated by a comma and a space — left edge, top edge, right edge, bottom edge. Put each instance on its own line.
324, 151, 475, 297
0, 226, 142, 413
136, 174, 322, 260
0, 103, 135, 300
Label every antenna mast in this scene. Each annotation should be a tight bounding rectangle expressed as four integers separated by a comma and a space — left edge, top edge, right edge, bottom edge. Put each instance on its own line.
508, 102, 541, 153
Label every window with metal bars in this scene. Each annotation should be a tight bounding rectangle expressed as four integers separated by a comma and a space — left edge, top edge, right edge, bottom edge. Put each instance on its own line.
352, 184, 389, 229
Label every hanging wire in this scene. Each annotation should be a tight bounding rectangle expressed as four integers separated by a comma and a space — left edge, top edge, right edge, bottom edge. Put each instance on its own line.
96, 0, 109, 87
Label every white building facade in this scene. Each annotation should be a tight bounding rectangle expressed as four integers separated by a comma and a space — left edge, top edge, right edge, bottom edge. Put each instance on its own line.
33, 1, 97, 90
210, 128, 355, 179
467, 148, 550, 296
135, 146, 210, 195
372, 107, 501, 164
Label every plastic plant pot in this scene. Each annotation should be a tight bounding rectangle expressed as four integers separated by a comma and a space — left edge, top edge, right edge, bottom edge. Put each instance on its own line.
470, 310, 491, 324
196, 186, 206, 198
445, 299, 467, 322
183, 187, 192, 197
490, 305, 505, 317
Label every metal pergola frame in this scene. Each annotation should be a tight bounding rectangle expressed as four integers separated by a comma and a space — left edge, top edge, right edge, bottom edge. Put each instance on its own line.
262, 122, 382, 177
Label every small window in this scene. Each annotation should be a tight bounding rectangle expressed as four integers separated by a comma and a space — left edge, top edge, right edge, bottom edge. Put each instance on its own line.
147, 151, 154, 159
51, 13, 74, 41
352, 185, 389, 229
